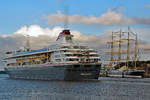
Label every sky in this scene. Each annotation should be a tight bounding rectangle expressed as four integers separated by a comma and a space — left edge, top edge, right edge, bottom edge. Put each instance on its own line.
0, 0, 150, 68
0, 0, 150, 35
0, 1, 150, 52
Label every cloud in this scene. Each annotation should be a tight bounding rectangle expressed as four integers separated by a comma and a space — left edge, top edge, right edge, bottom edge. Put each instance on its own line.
132, 27, 150, 43
0, 25, 150, 68
0, 25, 110, 68
131, 17, 150, 25
44, 10, 150, 25
45, 10, 129, 25
14, 25, 62, 37
0, 25, 104, 50
0, 24, 150, 51
145, 5, 150, 8
14, 25, 98, 42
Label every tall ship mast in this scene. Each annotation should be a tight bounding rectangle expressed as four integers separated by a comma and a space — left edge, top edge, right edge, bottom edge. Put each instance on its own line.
106, 27, 138, 70
3, 29, 101, 80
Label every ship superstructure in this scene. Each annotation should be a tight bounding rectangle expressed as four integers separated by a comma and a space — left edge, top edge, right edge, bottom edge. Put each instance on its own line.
4, 30, 101, 80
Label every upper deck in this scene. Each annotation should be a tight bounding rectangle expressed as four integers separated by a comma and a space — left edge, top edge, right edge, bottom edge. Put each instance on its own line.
4, 29, 101, 67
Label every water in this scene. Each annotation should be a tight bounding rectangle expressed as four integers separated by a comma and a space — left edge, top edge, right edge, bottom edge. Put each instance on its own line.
0, 74, 150, 100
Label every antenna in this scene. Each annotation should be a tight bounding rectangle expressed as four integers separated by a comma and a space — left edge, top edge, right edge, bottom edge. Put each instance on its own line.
63, 5, 69, 29
57, 0, 69, 29
26, 35, 30, 51
60, 0, 69, 30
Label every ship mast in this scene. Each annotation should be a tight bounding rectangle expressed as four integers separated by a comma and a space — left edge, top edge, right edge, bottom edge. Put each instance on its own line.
62, 0, 69, 30
106, 27, 138, 71
26, 35, 30, 51
118, 29, 122, 69
126, 27, 130, 70
64, 5, 69, 30
134, 33, 138, 69
110, 32, 114, 69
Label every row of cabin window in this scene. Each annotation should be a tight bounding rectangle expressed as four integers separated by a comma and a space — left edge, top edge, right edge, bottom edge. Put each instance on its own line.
7, 58, 100, 66
65, 54, 99, 57
61, 50, 95, 53
7, 60, 46, 66
61, 46, 87, 49
55, 58, 100, 62
54, 53, 99, 58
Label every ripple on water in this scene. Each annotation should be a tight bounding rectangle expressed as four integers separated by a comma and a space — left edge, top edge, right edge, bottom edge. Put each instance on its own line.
0, 74, 150, 100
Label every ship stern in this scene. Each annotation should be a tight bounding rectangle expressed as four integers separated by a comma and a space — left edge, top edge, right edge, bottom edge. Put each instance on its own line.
64, 64, 101, 81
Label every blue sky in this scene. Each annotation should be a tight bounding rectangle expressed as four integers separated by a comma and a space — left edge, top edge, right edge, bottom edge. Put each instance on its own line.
0, 0, 150, 35
0, 0, 150, 66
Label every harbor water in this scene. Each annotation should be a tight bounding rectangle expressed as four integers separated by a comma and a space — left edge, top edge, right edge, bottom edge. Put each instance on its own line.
0, 74, 150, 100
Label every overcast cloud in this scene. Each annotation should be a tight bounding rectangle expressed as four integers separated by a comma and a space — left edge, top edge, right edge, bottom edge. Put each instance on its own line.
0, 25, 149, 54
0, 25, 150, 69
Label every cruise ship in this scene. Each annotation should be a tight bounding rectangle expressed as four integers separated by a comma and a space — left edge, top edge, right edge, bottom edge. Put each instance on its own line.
3, 29, 101, 80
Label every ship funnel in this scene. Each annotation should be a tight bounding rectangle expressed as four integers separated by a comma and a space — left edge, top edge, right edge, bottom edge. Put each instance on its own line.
56, 29, 72, 41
